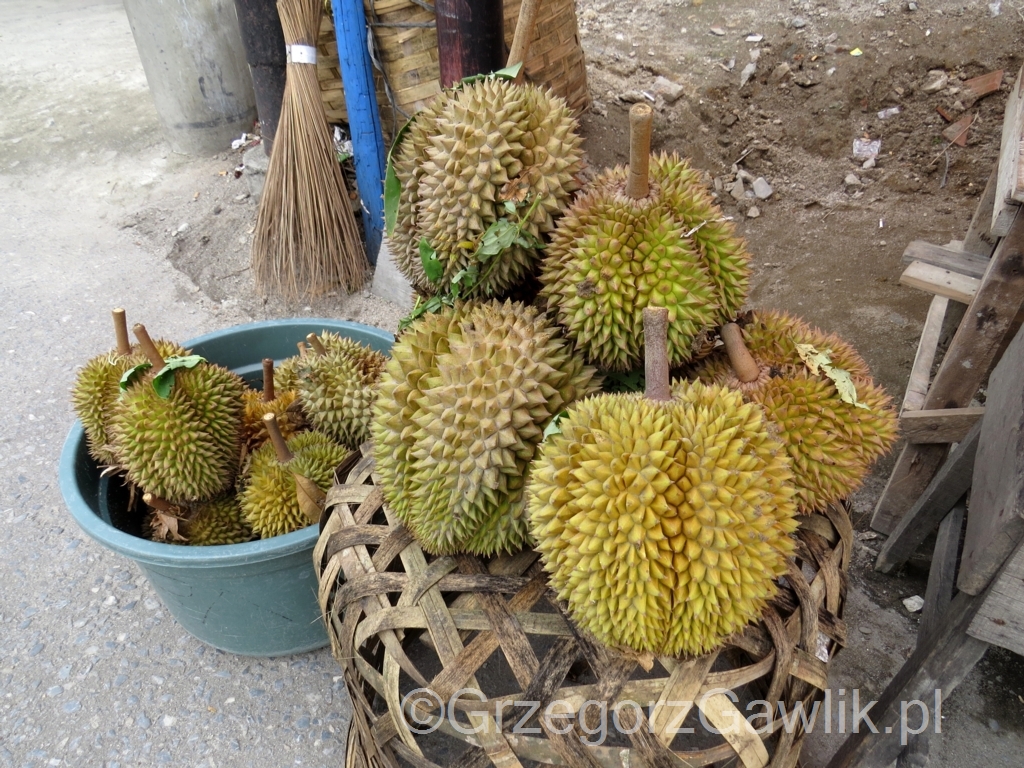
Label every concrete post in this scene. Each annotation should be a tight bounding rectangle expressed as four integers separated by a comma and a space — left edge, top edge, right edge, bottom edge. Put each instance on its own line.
123, 0, 258, 156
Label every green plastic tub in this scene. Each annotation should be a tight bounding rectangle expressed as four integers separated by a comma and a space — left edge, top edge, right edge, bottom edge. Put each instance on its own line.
59, 319, 393, 656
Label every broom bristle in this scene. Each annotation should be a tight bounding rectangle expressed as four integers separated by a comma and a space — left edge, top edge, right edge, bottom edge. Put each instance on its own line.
252, 0, 368, 299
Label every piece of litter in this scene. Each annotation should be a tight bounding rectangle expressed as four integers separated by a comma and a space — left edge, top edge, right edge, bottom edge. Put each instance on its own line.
746, 33, 764, 43
230, 133, 249, 150
903, 595, 925, 613
850, 48, 863, 56
853, 138, 881, 160
879, 219, 884, 228
709, 27, 726, 36
877, 106, 901, 119
719, 58, 736, 72
963, 69, 1004, 102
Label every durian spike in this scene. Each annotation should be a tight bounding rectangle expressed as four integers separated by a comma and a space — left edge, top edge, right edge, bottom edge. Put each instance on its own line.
507, 0, 540, 83
643, 307, 671, 402
263, 412, 294, 463
721, 322, 761, 383
262, 358, 276, 403
143, 492, 175, 513
626, 103, 653, 200
112, 308, 131, 356
306, 333, 327, 356
132, 324, 166, 369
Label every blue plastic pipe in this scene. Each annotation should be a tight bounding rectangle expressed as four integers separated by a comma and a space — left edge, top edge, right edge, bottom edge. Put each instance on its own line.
331, 0, 386, 264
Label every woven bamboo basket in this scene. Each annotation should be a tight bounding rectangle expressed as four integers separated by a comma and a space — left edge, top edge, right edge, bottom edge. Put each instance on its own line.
315, 451, 851, 768
316, 0, 589, 138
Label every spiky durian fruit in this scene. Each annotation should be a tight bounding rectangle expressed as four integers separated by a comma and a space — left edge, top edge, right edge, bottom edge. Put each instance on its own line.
297, 333, 387, 449
71, 309, 189, 466
110, 325, 245, 503
528, 308, 797, 657
539, 103, 750, 371
242, 359, 302, 452
693, 310, 899, 513
390, 77, 584, 297
184, 495, 254, 546
372, 300, 600, 556
239, 418, 349, 539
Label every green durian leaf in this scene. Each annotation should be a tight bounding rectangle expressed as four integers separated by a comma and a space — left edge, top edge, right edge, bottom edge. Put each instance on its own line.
397, 294, 444, 331
542, 410, 569, 442
152, 355, 206, 399
419, 239, 443, 283
119, 362, 152, 392
503, 200, 516, 215
383, 114, 418, 236
478, 219, 519, 259
458, 62, 523, 88
601, 369, 645, 394
795, 344, 869, 409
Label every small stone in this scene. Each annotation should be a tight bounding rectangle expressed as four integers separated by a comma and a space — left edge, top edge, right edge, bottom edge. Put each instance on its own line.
747, 206, 761, 218
989, 718, 1000, 732
791, 17, 807, 29
618, 90, 646, 104
740, 62, 757, 87
770, 62, 792, 84
824, 44, 838, 54
844, 173, 862, 187
953, 99, 965, 111
752, 177, 773, 199
709, 26, 726, 36
736, 168, 755, 183
651, 76, 685, 103
862, 157, 876, 170
212, 205, 223, 215
729, 178, 746, 201
234, 193, 249, 202
922, 70, 949, 94
859, 626, 873, 634
907, 2, 918, 10
138, 715, 151, 729
902, 595, 925, 613
723, 113, 739, 127
175, 222, 189, 235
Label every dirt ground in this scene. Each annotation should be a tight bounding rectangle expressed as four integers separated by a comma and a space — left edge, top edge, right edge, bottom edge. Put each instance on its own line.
6, 0, 1024, 765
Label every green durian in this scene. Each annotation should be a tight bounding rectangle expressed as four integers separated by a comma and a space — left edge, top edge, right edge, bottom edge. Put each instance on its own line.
693, 310, 899, 513
110, 325, 244, 503
184, 495, 254, 546
239, 418, 349, 539
528, 308, 797, 657
242, 358, 302, 452
371, 300, 600, 556
539, 104, 750, 371
390, 77, 583, 297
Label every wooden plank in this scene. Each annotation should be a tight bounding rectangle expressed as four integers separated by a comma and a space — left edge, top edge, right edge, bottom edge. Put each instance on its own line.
899, 407, 985, 444
991, 64, 1024, 237
902, 295, 949, 413
969, 539, 1024, 655
874, 420, 980, 573
900, 241, 990, 278
958, 323, 1024, 594
963, 168, 1000, 258
871, 208, 1024, 533
824, 589, 990, 768
900, 260, 980, 304
919, 502, 966, 644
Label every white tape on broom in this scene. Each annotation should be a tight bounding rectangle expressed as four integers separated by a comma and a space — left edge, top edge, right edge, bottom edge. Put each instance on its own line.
286, 45, 318, 64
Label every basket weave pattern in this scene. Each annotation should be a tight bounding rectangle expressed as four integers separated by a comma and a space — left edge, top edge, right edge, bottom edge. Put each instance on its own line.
315, 453, 851, 768
316, 0, 590, 137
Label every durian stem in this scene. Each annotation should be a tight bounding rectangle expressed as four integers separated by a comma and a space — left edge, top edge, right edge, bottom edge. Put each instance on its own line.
262, 358, 276, 402
625, 103, 653, 200
507, 0, 540, 83
296, 341, 307, 357
143, 493, 175, 513
721, 323, 761, 384
112, 308, 131, 356
306, 333, 327, 356
132, 324, 166, 369
264, 412, 294, 463
643, 307, 672, 402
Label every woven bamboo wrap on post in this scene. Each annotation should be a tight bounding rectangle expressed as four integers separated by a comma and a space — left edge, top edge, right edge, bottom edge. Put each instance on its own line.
316, 0, 589, 137
314, 452, 851, 768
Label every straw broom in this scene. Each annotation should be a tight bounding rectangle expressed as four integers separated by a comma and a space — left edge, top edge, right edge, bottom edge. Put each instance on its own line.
252, 0, 367, 299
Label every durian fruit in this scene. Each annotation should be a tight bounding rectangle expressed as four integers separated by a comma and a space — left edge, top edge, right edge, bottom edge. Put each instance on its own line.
110, 325, 245, 503
296, 332, 387, 449
71, 309, 188, 466
390, 77, 584, 297
273, 341, 309, 392
528, 307, 798, 657
539, 103, 750, 371
693, 311, 899, 513
241, 358, 302, 452
372, 300, 600, 556
184, 495, 254, 546
239, 414, 349, 538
